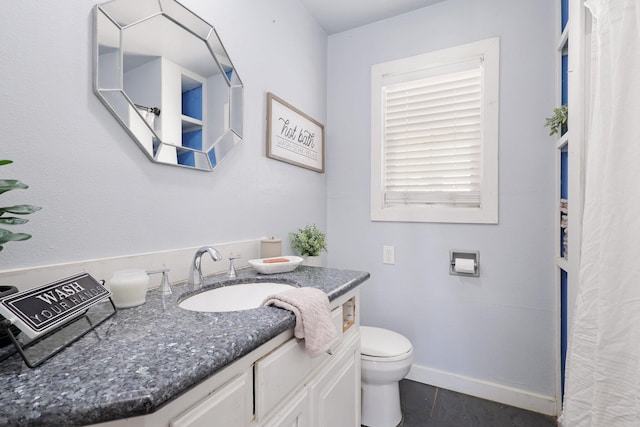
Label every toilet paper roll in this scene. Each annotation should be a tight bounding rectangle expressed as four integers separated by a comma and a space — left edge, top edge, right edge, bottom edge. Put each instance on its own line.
454, 258, 475, 274
261, 238, 282, 258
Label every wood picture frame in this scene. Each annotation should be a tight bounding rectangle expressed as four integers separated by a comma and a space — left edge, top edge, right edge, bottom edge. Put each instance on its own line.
266, 92, 325, 173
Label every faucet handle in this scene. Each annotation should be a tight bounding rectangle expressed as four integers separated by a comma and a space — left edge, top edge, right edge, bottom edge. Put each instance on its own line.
228, 257, 238, 278
147, 268, 172, 295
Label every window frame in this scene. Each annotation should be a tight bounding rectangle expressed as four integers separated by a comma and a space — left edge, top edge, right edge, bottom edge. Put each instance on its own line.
370, 38, 500, 224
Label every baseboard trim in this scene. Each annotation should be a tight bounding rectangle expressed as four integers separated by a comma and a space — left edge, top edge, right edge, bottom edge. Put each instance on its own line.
406, 363, 557, 417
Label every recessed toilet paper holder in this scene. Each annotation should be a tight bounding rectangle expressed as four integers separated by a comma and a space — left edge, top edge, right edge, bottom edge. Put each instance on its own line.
449, 250, 480, 277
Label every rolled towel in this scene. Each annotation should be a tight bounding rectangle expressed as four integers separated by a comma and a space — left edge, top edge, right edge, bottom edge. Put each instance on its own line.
262, 287, 340, 357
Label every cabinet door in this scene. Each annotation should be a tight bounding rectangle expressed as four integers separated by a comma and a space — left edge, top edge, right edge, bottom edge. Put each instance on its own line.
170, 372, 252, 427
308, 340, 360, 427
255, 307, 343, 422
262, 388, 309, 427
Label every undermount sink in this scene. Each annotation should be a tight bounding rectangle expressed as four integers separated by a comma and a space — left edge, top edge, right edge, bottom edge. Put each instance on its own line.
179, 282, 295, 312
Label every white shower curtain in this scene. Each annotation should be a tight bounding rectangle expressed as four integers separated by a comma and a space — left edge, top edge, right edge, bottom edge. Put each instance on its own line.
561, 0, 640, 426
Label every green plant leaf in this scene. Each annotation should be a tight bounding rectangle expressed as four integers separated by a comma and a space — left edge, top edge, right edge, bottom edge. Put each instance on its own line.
0, 205, 42, 215
0, 179, 29, 196
544, 105, 568, 136
289, 224, 327, 256
0, 228, 32, 245
0, 161, 39, 250
0, 217, 29, 225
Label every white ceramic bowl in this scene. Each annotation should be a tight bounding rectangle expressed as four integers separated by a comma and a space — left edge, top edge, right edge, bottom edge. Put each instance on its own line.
248, 256, 303, 274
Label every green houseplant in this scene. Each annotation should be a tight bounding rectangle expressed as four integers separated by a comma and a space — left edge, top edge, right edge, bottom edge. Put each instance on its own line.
0, 160, 41, 252
545, 104, 568, 136
289, 224, 327, 257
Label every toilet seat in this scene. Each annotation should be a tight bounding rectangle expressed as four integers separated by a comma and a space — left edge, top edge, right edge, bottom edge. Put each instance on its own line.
361, 326, 412, 361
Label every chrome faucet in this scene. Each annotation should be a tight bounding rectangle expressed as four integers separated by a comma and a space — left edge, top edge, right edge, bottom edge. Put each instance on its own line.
188, 246, 223, 290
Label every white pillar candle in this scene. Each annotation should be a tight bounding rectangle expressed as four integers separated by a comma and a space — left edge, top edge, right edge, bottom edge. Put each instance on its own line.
108, 269, 149, 309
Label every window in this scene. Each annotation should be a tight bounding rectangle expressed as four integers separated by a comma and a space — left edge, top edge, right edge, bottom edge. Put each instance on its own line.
371, 38, 499, 223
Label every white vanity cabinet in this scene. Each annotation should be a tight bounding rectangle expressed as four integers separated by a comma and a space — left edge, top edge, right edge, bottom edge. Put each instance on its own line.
256, 335, 360, 427
92, 291, 360, 427
170, 372, 253, 427
93, 363, 257, 427
261, 388, 309, 427
253, 294, 360, 427
254, 305, 342, 421
307, 339, 360, 427
254, 325, 360, 427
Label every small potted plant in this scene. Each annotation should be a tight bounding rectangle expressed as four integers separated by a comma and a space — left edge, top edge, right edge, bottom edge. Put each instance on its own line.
289, 224, 327, 267
545, 104, 568, 136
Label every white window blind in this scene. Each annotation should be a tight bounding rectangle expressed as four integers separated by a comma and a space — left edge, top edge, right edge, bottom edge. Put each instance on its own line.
382, 62, 483, 208
371, 37, 499, 224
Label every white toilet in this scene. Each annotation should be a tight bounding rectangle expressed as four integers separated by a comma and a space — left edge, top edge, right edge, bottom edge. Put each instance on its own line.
360, 326, 414, 427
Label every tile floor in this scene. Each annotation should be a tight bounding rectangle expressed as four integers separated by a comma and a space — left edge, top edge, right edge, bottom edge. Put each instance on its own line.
398, 379, 558, 427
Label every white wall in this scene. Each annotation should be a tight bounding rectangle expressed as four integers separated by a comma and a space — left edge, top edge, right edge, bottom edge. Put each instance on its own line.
326, 0, 558, 412
0, 0, 327, 271
2, 0, 560, 414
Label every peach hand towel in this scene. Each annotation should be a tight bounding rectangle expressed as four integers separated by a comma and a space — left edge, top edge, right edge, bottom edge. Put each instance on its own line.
262, 287, 340, 357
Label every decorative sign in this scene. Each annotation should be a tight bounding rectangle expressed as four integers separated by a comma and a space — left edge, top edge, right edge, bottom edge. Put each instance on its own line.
266, 92, 325, 173
0, 273, 111, 339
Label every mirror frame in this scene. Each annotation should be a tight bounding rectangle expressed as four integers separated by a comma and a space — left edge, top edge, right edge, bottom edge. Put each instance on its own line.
93, 0, 243, 172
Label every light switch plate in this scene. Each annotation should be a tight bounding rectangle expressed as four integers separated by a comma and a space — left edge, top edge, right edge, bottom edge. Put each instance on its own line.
383, 245, 395, 264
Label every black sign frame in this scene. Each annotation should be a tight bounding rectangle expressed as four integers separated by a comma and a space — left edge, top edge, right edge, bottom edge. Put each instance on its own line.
0, 272, 111, 338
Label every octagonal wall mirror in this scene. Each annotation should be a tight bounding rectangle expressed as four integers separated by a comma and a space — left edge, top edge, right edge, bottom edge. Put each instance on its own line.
94, 0, 244, 171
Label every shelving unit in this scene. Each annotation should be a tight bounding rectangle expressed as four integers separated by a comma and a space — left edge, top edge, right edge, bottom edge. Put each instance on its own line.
178, 75, 205, 167
122, 58, 211, 169
555, 0, 587, 411
555, 3, 569, 402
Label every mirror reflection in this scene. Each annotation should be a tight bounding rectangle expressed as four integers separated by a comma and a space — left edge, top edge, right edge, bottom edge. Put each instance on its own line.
94, 0, 243, 171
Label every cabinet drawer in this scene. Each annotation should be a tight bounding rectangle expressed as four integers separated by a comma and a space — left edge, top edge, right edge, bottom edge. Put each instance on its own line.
255, 307, 343, 421
170, 372, 252, 427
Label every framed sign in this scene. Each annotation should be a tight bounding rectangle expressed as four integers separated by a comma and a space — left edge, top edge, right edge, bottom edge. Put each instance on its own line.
0, 272, 110, 339
266, 92, 325, 173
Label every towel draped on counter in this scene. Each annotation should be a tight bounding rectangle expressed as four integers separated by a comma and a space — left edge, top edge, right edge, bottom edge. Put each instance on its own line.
262, 287, 340, 357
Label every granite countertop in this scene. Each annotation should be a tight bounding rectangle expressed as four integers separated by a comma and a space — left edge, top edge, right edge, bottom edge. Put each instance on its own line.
0, 266, 369, 427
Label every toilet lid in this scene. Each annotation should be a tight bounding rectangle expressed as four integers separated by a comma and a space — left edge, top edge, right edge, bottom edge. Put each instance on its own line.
360, 326, 412, 358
